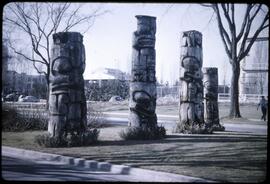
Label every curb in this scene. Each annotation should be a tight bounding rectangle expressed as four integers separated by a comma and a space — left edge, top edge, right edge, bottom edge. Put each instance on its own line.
2, 146, 214, 182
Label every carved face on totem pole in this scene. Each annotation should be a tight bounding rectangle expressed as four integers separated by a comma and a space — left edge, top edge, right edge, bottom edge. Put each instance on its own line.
48, 32, 87, 138
51, 33, 85, 92
203, 68, 218, 99
178, 30, 205, 131
182, 30, 202, 48
203, 67, 222, 130
129, 15, 157, 128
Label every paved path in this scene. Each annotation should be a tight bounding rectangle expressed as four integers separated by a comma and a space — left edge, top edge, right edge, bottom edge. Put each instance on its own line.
103, 112, 267, 135
2, 156, 150, 182
2, 148, 212, 182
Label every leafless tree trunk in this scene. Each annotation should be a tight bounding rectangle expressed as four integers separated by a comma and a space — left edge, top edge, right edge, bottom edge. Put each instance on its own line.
201, 3, 269, 118
3, 2, 109, 104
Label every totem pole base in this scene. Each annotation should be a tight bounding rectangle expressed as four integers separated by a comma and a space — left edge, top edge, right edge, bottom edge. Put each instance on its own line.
174, 121, 212, 134
211, 123, 225, 131
177, 30, 210, 134
120, 125, 166, 140
124, 15, 166, 140
203, 67, 225, 132
35, 32, 99, 147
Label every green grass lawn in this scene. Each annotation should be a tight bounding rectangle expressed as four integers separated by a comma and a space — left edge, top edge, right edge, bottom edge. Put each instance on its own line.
2, 126, 267, 183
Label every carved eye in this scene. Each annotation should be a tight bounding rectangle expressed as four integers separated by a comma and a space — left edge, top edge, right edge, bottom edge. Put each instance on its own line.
181, 36, 188, 46
52, 57, 72, 75
133, 91, 151, 105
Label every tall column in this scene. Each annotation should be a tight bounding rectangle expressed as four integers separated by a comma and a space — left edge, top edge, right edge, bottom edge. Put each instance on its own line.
48, 32, 87, 138
203, 67, 225, 131
129, 15, 157, 129
176, 30, 209, 134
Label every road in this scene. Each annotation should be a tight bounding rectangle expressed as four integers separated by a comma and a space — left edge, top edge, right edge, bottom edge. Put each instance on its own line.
1, 156, 142, 182
103, 112, 267, 135
7, 108, 267, 135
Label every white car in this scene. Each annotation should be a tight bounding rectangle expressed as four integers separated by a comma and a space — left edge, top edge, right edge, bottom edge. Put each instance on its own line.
18, 96, 39, 102
109, 95, 123, 102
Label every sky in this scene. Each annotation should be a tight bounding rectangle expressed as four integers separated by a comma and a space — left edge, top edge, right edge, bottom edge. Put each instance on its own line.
84, 3, 231, 85
4, 3, 269, 86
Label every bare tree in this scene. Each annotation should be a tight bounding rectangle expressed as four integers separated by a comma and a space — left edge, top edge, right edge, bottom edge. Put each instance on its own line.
3, 2, 109, 100
202, 3, 269, 118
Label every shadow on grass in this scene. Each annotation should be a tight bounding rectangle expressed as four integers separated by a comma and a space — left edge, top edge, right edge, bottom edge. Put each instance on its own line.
59, 132, 266, 183
95, 133, 267, 147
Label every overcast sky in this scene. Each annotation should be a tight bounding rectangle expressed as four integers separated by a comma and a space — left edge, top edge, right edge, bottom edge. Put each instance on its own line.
84, 3, 231, 85
82, 3, 267, 85
4, 3, 269, 86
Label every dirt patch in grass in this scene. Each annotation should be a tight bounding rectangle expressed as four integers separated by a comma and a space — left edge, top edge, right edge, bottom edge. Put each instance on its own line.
2, 125, 267, 183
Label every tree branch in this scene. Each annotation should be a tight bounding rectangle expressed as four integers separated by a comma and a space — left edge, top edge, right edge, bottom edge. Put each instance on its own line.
213, 4, 232, 57
221, 4, 233, 29
31, 49, 47, 76
236, 4, 252, 42
200, 3, 214, 8
9, 42, 46, 65
238, 12, 269, 62
231, 4, 235, 28
63, 7, 108, 33
250, 4, 262, 22
4, 2, 108, 83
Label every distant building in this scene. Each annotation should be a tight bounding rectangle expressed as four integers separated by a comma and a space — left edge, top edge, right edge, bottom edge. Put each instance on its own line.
87, 67, 130, 81
3, 70, 47, 99
84, 67, 130, 101
218, 85, 230, 94
239, 37, 268, 95
86, 67, 130, 87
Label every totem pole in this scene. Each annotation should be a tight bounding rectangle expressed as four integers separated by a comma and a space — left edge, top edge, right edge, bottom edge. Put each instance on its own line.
176, 30, 209, 133
203, 67, 225, 131
48, 32, 87, 138
129, 15, 157, 129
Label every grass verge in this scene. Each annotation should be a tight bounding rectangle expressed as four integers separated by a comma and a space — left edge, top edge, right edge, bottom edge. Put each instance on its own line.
2, 125, 267, 183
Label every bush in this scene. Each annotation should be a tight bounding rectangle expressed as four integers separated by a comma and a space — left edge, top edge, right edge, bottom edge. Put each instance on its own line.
2, 106, 47, 132
173, 121, 213, 134
34, 133, 68, 148
211, 124, 225, 131
85, 80, 129, 101
119, 126, 166, 140
34, 129, 100, 148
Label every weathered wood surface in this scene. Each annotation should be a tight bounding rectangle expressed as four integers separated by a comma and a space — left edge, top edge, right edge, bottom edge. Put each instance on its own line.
203, 67, 225, 131
129, 15, 157, 129
48, 32, 87, 137
177, 30, 207, 133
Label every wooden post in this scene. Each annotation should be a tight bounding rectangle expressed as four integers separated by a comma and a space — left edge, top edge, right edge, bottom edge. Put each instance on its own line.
203, 67, 225, 131
176, 30, 209, 134
129, 15, 157, 129
48, 32, 87, 138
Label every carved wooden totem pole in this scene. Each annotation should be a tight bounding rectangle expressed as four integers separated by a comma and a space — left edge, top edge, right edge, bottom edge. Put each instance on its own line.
176, 30, 209, 133
48, 32, 87, 138
129, 15, 157, 129
203, 67, 225, 131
